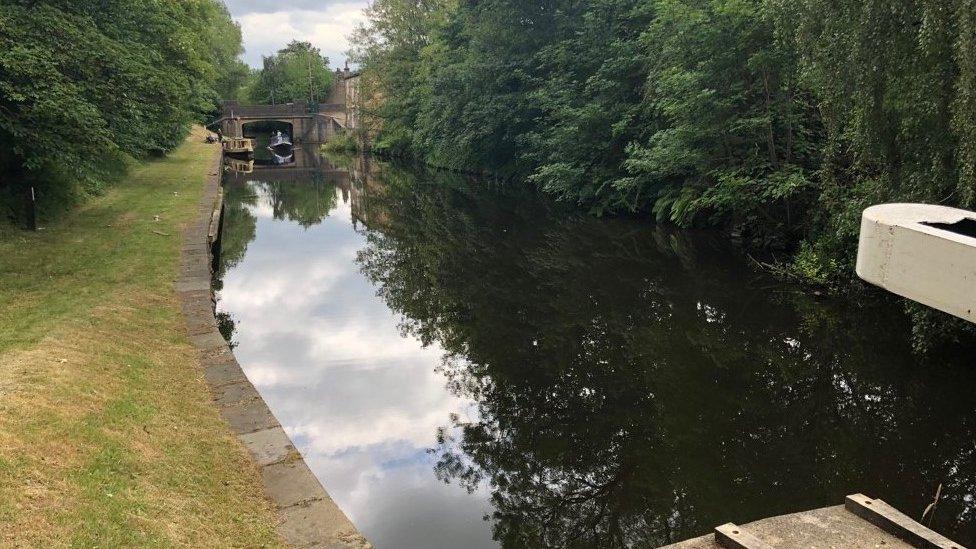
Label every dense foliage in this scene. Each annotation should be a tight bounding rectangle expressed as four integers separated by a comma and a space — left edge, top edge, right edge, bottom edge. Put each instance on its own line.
244, 41, 334, 105
0, 0, 247, 221
351, 0, 976, 283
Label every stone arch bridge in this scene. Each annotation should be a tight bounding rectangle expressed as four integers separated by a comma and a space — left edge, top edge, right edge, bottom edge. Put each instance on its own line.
216, 101, 350, 144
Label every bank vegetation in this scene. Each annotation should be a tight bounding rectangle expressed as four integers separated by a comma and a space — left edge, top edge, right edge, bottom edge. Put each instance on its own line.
0, 0, 248, 222
350, 0, 976, 346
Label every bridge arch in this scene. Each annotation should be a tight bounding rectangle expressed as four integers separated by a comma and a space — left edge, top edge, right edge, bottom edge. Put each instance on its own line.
216, 101, 353, 145
241, 119, 294, 139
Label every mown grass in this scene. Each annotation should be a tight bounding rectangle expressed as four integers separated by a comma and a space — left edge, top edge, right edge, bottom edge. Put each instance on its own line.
0, 127, 284, 547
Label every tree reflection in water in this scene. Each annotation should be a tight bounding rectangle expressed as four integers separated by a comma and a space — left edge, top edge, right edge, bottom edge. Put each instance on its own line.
215, 176, 339, 345
354, 164, 976, 548
216, 161, 976, 548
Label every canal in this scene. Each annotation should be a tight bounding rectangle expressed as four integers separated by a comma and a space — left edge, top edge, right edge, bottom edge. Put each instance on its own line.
216, 150, 976, 548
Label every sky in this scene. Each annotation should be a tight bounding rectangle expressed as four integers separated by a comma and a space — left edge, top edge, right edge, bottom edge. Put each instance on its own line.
223, 0, 370, 69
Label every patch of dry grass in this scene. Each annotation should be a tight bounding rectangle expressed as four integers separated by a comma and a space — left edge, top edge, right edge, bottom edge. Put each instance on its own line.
0, 127, 284, 547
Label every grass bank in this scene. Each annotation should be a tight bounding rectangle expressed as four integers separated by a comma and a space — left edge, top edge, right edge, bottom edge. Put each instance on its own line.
0, 127, 284, 547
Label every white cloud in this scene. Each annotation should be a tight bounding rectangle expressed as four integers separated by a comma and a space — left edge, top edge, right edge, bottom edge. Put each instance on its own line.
234, 5, 369, 68
216, 182, 495, 547
225, 0, 350, 13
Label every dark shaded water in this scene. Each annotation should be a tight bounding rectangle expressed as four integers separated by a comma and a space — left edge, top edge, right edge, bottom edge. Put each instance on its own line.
216, 151, 976, 548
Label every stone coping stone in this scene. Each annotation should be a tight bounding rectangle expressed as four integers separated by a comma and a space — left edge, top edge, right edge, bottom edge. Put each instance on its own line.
220, 400, 281, 436
177, 147, 371, 548
659, 505, 914, 549
279, 500, 372, 548
213, 380, 262, 407
188, 330, 227, 351
262, 460, 326, 509
203, 359, 250, 389
239, 428, 299, 467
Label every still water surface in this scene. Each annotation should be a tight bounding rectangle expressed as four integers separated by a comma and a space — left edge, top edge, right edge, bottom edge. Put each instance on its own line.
216, 151, 976, 548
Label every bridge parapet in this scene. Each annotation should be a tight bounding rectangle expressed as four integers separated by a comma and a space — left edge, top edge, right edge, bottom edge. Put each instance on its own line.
220, 101, 309, 118
219, 101, 350, 119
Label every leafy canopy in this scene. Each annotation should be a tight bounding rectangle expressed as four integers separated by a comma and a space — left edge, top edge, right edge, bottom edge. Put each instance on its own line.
351, 0, 976, 275
246, 41, 334, 105
0, 0, 248, 219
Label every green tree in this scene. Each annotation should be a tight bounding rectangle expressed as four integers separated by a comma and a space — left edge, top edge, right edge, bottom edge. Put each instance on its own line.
349, 0, 458, 156
778, 0, 976, 269
350, 0, 976, 341
0, 0, 247, 221
247, 41, 334, 105
523, 0, 655, 212
622, 0, 821, 246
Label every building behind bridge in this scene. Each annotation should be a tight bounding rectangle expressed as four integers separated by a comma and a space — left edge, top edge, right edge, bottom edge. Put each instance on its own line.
326, 63, 361, 130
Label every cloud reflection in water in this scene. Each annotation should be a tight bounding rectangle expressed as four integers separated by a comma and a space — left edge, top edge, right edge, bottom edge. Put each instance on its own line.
218, 184, 496, 549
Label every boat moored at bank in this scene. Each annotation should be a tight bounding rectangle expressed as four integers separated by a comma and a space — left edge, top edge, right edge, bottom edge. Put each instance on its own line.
223, 136, 254, 156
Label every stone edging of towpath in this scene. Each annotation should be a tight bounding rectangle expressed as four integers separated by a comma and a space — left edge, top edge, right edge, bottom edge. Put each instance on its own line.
176, 145, 371, 548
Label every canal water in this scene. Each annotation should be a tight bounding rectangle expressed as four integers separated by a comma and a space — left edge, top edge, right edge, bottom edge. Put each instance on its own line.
216, 150, 976, 548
